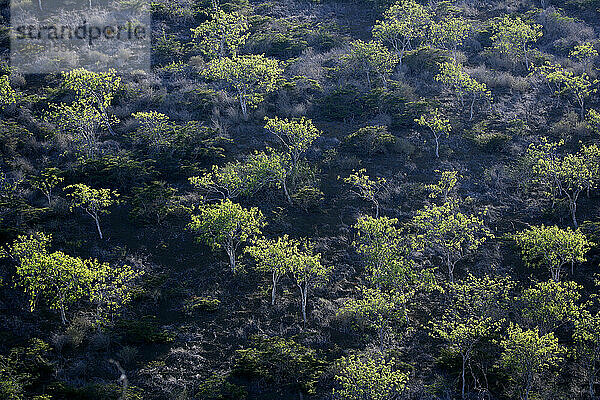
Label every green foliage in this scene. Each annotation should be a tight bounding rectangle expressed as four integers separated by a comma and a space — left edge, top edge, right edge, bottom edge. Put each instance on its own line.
514, 225, 591, 281
46, 100, 105, 159
430, 15, 471, 61
333, 354, 409, 400
201, 55, 283, 117
344, 125, 398, 155
433, 274, 513, 398
412, 200, 492, 282
189, 162, 254, 200
490, 15, 543, 70
569, 41, 598, 70
196, 373, 247, 400
0, 75, 16, 108
188, 199, 265, 272
283, 238, 329, 323
435, 62, 491, 120
337, 287, 405, 349
246, 234, 306, 305
524, 138, 600, 226
2, 233, 143, 325
234, 335, 326, 394
0, 339, 53, 400
415, 108, 451, 158
65, 183, 120, 239
264, 116, 321, 174
61, 68, 121, 135
291, 185, 324, 211
191, 9, 249, 59
574, 308, 600, 398
343, 40, 399, 88
372, 0, 431, 63
498, 324, 565, 400
130, 111, 174, 154
343, 169, 388, 217
520, 280, 582, 334
537, 62, 598, 119
28, 167, 63, 205
129, 181, 180, 225
183, 295, 221, 314
426, 169, 459, 201
353, 215, 402, 287
587, 109, 600, 134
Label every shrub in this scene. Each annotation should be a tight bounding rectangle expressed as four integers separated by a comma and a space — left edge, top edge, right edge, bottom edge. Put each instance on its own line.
183, 296, 221, 314
115, 316, 175, 344
344, 126, 397, 155
234, 335, 326, 394
196, 373, 247, 400
292, 186, 324, 211
317, 87, 364, 121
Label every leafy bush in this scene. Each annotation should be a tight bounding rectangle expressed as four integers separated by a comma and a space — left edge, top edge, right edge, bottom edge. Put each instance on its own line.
344, 126, 398, 155
292, 186, 324, 211
317, 87, 364, 121
183, 296, 221, 314
234, 335, 327, 394
115, 316, 175, 344
196, 373, 247, 400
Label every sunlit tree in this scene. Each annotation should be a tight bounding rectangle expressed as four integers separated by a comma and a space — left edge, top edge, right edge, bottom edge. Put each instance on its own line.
514, 225, 591, 281
343, 169, 388, 217
65, 184, 120, 239
29, 167, 63, 205
202, 55, 283, 118
498, 324, 565, 400
334, 354, 409, 400
344, 40, 399, 88
412, 201, 492, 282
246, 235, 303, 305
191, 9, 249, 59
490, 15, 543, 70
415, 108, 452, 158
189, 199, 265, 273
372, 0, 431, 64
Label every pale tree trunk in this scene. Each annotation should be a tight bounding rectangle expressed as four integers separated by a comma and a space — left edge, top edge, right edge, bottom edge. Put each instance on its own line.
447, 254, 455, 283
569, 194, 578, 228
271, 271, 280, 306
435, 134, 440, 158
86, 209, 103, 239
282, 178, 292, 204
226, 246, 236, 273
297, 282, 308, 326
238, 87, 248, 119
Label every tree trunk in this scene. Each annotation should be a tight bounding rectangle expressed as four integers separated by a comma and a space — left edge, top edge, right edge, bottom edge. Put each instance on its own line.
298, 283, 308, 326
282, 178, 292, 204
93, 215, 103, 239
271, 271, 278, 306
227, 247, 236, 273
447, 254, 454, 283
60, 300, 67, 325
571, 200, 578, 228
435, 134, 440, 158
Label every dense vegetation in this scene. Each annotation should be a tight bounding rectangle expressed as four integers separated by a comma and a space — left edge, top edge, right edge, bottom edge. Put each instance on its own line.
1, 0, 600, 399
